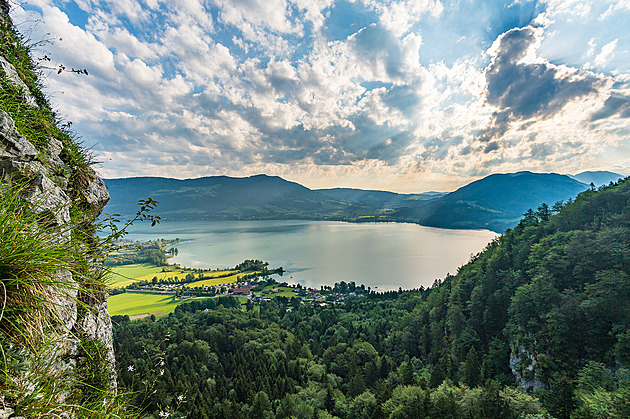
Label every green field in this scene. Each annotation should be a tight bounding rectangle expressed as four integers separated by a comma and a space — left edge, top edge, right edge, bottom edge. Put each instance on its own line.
106, 263, 190, 288
108, 292, 251, 317
260, 285, 297, 297
108, 291, 193, 317
106, 263, 239, 288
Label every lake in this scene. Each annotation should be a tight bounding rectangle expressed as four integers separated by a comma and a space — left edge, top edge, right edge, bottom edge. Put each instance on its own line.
124, 220, 498, 291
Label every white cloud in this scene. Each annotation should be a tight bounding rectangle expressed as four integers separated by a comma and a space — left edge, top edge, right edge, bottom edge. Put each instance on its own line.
8, 0, 630, 192
595, 39, 618, 66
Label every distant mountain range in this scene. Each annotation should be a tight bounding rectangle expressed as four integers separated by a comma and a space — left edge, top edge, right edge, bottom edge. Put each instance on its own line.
393, 172, 591, 232
104, 170, 625, 232
104, 175, 378, 222
315, 188, 447, 209
568, 170, 625, 186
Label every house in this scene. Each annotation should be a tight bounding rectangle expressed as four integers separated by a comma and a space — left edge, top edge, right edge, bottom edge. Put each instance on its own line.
232, 287, 251, 295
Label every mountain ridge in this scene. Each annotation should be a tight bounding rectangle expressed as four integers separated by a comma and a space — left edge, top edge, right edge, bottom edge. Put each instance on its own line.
569, 170, 624, 186
393, 171, 591, 231
103, 171, 622, 232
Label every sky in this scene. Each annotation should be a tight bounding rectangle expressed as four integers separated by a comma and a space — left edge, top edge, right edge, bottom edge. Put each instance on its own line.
9, 0, 630, 192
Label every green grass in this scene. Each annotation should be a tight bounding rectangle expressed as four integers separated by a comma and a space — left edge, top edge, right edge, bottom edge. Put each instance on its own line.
108, 292, 193, 317
259, 285, 298, 297
106, 263, 188, 287
108, 292, 250, 317
106, 263, 239, 288
0, 182, 76, 344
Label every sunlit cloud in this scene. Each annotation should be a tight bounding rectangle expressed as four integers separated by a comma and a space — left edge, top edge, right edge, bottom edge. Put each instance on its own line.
9, 0, 630, 192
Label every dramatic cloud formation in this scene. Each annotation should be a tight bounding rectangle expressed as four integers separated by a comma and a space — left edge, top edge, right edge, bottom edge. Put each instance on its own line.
482, 24, 599, 143
9, 0, 630, 192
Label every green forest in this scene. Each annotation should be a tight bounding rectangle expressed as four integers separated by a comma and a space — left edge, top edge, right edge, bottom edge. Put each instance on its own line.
113, 178, 630, 418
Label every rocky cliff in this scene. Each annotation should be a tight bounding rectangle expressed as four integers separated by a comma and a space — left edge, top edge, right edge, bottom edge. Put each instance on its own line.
0, 1, 118, 417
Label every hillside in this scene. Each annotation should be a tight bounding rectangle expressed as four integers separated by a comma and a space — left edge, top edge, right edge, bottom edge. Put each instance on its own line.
393, 171, 589, 231
113, 177, 630, 418
105, 172, 596, 232
570, 170, 625, 186
316, 187, 446, 209
104, 175, 378, 221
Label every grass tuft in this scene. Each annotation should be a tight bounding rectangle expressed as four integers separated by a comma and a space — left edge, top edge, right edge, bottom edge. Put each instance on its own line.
0, 181, 75, 345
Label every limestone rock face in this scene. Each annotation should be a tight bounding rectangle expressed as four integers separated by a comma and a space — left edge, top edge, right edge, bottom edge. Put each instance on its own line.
80, 299, 117, 388
1, 2, 117, 414
0, 50, 116, 409
85, 176, 110, 215
509, 344, 545, 392
0, 56, 37, 106
0, 109, 38, 160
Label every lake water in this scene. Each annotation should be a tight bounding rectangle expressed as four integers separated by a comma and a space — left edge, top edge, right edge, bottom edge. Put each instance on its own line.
124, 220, 498, 291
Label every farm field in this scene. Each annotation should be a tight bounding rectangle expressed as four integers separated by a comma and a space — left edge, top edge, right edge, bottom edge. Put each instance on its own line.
106, 263, 189, 288
108, 292, 250, 317
108, 291, 195, 317
259, 285, 297, 297
106, 263, 239, 288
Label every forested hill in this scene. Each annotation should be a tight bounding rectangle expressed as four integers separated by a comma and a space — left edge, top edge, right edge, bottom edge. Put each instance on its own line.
104, 174, 376, 221
315, 188, 446, 209
570, 170, 624, 186
105, 172, 596, 232
113, 177, 630, 418
394, 171, 590, 231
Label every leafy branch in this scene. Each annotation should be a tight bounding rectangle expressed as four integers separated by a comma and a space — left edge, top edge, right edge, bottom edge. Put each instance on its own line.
99, 198, 161, 253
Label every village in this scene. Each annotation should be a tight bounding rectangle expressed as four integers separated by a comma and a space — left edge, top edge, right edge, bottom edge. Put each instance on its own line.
125, 276, 369, 306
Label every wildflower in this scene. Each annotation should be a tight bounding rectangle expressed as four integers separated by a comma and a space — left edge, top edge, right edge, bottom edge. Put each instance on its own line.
160, 369, 164, 376
177, 394, 185, 403
158, 411, 170, 418
127, 365, 134, 372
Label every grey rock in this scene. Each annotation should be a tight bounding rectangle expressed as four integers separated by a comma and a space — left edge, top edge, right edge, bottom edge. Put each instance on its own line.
47, 138, 63, 160
79, 299, 118, 390
25, 173, 71, 226
509, 344, 544, 392
50, 270, 78, 332
0, 109, 38, 161
0, 109, 70, 225
0, 56, 37, 107
84, 176, 110, 215
46, 137, 65, 168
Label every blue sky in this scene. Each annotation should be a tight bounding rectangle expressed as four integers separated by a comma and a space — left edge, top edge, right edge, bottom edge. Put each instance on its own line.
10, 0, 630, 192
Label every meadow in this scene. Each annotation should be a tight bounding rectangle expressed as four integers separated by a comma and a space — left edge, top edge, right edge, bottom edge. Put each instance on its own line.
106, 263, 239, 288
106, 263, 190, 288
108, 291, 184, 317
108, 292, 248, 318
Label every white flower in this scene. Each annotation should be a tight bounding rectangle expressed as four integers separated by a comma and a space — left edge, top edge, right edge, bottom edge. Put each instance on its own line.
127, 365, 134, 372
159, 360, 165, 367
160, 369, 164, 376
159, 411, 170, 418
177, 394, 185, 403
